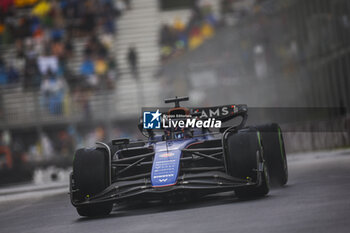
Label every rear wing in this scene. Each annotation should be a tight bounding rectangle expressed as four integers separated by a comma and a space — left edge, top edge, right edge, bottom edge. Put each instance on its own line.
191, 104, 247, 122
162, 97, 247, 123
138, 102, 248, 136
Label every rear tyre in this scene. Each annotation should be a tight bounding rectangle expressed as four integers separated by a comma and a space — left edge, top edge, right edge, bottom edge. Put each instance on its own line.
225, 127, 269, 198
256, 123, 288, 186
73, 148, 113, 217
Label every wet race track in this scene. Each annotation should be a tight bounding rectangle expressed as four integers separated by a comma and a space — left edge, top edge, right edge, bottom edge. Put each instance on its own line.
1, 150, 350, 233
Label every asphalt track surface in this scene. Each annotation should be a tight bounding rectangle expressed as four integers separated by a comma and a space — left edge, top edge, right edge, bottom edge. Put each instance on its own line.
1, 150, 350, 233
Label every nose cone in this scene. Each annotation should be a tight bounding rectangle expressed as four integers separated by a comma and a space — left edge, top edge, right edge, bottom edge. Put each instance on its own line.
151, 149, 181, 187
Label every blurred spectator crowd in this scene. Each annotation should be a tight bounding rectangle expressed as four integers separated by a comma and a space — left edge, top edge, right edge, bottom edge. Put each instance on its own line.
0, 0, 129, 114
160, 2, 217, 62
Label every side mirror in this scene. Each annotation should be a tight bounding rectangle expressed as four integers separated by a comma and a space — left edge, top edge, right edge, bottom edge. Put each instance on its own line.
112, 138, 130, 146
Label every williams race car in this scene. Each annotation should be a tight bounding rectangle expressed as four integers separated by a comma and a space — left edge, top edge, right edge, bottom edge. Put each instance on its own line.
70, 97, 288, 217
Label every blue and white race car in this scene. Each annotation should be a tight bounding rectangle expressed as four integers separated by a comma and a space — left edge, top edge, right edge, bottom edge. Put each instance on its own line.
70, 97, 288, 217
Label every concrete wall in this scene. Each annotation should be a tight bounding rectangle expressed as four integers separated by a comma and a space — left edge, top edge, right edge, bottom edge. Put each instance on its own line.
283, 116, 350, 153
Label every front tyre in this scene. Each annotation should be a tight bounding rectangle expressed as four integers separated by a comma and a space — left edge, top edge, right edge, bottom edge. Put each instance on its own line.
225, 127, 269, 198
73, 148, 113, 217
234, 163, 269, 198
77, 204, 113, 217
256, 123, 288, 186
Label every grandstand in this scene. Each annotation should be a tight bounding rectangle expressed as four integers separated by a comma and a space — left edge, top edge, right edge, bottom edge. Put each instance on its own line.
0, 0, 164, 126
0, 0, 224, 173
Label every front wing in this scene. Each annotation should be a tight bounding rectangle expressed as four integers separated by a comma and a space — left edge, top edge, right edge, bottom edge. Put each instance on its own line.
70, 171, 261, 207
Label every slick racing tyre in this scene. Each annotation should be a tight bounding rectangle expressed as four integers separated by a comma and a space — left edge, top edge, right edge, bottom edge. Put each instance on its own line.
73, 148, 112, 217
225, 127, 269, 198
256, 123, 288, 186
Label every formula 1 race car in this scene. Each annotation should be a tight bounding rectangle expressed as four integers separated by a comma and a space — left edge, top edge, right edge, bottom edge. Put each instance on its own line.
70, 97, 288, 217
